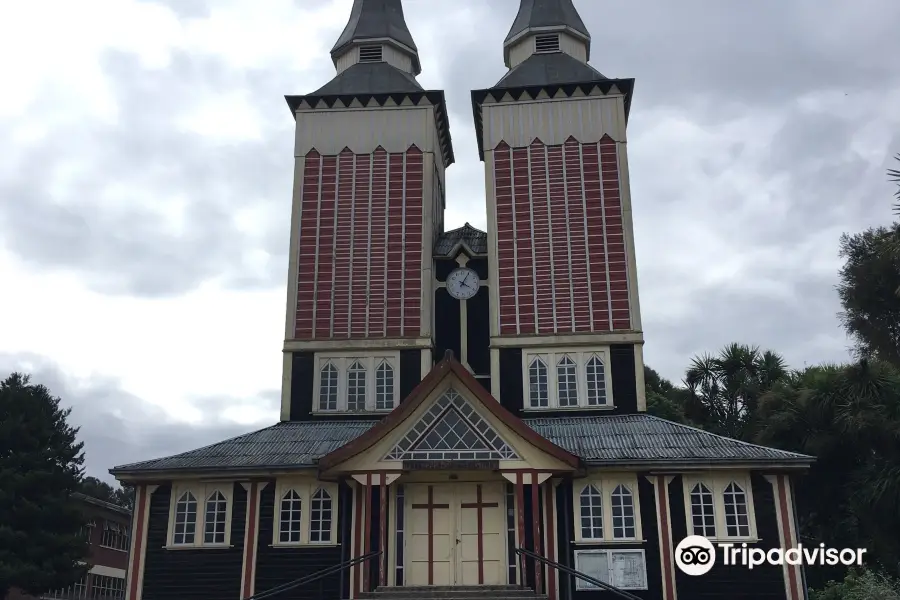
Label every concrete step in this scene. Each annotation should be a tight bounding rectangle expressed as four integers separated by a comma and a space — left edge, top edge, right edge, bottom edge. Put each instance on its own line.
359, 585, 547, 599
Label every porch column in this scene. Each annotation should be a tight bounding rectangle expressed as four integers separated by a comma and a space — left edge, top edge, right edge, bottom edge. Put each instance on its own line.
351, 473, 401, 594
543, 480, 558, 600
531, 475, 543, 595
767, 474, 805, 600
649, 475, 677, 600
515, 473, 527, 586
239, 482, 267, 599
124, 484, 157, 600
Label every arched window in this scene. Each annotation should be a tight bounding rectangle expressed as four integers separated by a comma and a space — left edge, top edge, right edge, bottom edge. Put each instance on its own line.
557, 356, 578, 406
689, 483, 716, 538
528, 357, 549, 407
309, 488, 334, 543
204, 490, 228, 544
376, 361, 394, 410
173, 491, 197, 545
279, 490, 303, 544
319, 363, 338, 411
347, 361, 366, 411
610, 485, 635, 539
579, 484, 603, 539
723, 482, 751, 538
585, 355, 607, 406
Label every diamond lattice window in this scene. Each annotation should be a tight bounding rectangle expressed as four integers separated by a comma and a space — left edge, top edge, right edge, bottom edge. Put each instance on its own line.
385, 388, 519, 461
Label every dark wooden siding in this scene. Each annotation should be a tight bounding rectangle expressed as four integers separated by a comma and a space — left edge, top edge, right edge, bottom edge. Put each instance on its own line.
399, 349, 422, 402
608, 344, 638, 415
467, 286, 490, 376
468, 257, 489, 281
498, 348, 524, 414
254, 481, 353, 600
434, 288, 461, 364
289, 351, 314, 421
556, 478, 662, 600
142, 484, 245, 600
669, 473, 788, 599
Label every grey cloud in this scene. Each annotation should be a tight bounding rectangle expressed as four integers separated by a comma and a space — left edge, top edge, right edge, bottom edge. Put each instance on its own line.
135, 0, 210, 19
0, 352, 278, 483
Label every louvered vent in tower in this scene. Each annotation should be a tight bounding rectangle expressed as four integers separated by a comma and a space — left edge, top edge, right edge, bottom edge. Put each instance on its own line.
359, 44, 384, 62
534, 34, 560, 53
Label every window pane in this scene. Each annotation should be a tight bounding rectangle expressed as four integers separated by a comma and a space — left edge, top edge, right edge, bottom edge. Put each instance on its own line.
723, 482, 751, 537
279, 490, 303, 543
319, 363, 338, 410
611, 484, 636, 539
575, 552, 609, 590
557, 356, 578, 406
528, 358, 549, 407
173, 491, 197, 545
579, 485, 603, 539
347, 361, 366, 411
689, 483, 716, 538
376, 361, 395, 410
204, 490, 228, 544
309, 488, 333, 543
585, 356, 608, 406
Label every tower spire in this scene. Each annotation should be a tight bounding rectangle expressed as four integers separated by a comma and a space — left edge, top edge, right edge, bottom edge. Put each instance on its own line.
331, 0, 421, 75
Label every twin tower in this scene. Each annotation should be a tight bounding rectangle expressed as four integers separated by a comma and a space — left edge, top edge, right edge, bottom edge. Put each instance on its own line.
279, 0, 645, 420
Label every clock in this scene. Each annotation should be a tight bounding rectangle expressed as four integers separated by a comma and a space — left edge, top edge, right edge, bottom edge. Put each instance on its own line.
446, 267, 480, 300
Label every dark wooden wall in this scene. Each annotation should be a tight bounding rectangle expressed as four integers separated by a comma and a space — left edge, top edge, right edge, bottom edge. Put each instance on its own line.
669, 473, 788, 599
141, 484, 245, 600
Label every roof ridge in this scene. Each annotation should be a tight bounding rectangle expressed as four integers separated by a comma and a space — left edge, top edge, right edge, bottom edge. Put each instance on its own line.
641, 414, 814, 459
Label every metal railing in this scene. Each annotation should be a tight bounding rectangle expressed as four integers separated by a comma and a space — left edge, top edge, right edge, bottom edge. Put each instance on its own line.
514, 547, 643, 600
247, 550, 382, 600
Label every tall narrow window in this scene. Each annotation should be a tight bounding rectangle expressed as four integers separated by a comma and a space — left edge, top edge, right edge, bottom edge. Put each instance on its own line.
723, 482, 751, 538
689, 483, 716, 538
528, 357, 549, 407
611, 485, 636, 539
319, 363, 338, 411
173, 491, 197, 545
279, 490, 303, 543
204, 490, 228, 544
585, 355, 607, 406
579, 484, 604, 539
347, 361, 366, 411
309, 488, 333, 543
557, 356, 578, 406
376, 361, 394, 410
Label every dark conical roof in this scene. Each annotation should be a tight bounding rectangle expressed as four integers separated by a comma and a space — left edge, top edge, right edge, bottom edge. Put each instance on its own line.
494, 52, 606, 88
504, 0, 590, 45
331, 0, 418, 56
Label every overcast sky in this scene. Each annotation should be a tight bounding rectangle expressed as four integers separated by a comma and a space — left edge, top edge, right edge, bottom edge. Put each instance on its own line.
1, 0, 899, 483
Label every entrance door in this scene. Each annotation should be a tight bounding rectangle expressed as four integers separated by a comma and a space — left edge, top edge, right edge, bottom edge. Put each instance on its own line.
405, 483, 507, 586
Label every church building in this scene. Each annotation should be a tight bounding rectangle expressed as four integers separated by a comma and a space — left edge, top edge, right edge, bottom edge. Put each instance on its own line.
111, 1, 813, 599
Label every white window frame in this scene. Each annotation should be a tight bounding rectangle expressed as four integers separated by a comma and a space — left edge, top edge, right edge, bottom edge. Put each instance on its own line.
313, 352, 400, 413
166, 482, 234, 549
90, 574, 125, 599
522, 348, 614, 411
573, 475, 643, 543
682, 473, 758, 542
272, 479, 340, 547
99, 519, 129, 551
573, 549, 648, 591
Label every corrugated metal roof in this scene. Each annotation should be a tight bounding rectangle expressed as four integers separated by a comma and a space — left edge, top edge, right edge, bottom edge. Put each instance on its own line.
434, 223, 488, 257
110, 414, 811, 475
525, 414, 812, 464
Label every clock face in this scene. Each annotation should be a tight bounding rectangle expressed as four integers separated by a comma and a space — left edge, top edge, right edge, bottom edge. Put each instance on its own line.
446, 267, 479, 300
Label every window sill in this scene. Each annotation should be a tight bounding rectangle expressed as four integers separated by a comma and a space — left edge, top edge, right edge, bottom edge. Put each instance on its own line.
97, 545, 128, 553
573, 539, 646, 546
523, 405, 615, 412
164, 544, 234, 550
270, 543, 340, 549
575, 584, 649, 592
312, 409, 395, 415
707, 538, 761, 545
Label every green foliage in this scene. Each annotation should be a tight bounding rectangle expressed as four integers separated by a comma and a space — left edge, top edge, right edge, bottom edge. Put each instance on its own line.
79, 476, 135, 510
0, 373, 89, 598
643, 366, 691, 424
683, 343, 788, 439
811, 568, 900, 600
756, 360, 900, 577
837, 223, 900, 365
890, 154, 900, 217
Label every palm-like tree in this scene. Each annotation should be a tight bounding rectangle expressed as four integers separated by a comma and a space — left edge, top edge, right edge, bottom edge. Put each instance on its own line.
682, 343, 787, 440
756, 360, 900, 578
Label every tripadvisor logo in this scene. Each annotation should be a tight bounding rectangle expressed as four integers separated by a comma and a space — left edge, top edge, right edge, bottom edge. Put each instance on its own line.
674, 535, 867, 576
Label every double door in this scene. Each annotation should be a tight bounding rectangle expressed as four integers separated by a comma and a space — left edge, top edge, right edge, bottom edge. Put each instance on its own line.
406, 482, 506, 586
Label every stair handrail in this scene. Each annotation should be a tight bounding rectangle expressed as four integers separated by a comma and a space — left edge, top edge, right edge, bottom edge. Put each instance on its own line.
514, 547, 644, 600
247, 549, 382, 600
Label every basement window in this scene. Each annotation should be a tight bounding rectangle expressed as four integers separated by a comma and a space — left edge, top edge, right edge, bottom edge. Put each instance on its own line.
534, 34, 560, 53
359, 44, 383, 63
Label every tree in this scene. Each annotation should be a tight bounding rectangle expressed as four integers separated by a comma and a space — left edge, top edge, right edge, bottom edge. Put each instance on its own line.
756, 360, 900, 582
682, 343, 788, 439
839, 223, 900, 366
643, 366, 691, 424
0, 373, 89, 598
79, 476, 135, 511
890, 154, 900, 217
811, 568, 900, 600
